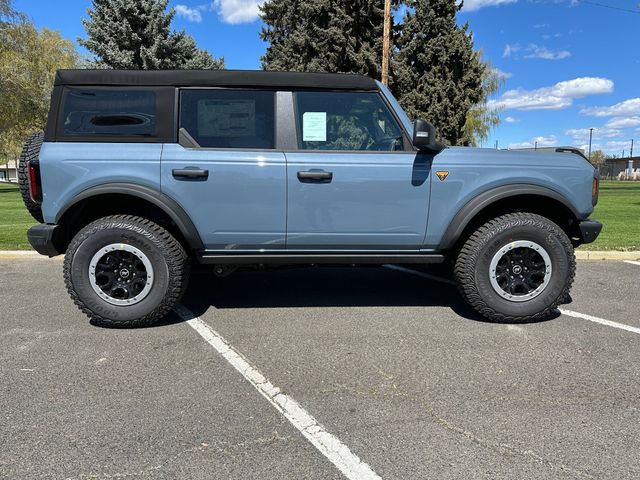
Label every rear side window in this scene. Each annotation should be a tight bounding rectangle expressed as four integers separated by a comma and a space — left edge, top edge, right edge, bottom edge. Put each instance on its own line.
179, 89, 275, 149
62, 89, 156, 136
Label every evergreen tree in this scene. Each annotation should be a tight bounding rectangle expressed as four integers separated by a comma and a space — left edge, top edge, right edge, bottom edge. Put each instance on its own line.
79, 0, 223, 69
0, 0, 14, 19
260, 0, 387, 79
392, 0, 486, 145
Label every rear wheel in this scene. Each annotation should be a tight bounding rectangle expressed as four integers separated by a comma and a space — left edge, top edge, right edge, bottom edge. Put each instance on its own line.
63, 215, 189, 327
454, 213, 575, 323
17, 131, 44, 223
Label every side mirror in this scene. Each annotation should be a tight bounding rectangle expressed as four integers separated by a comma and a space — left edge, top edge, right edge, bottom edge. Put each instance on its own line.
412, 119, 441, 151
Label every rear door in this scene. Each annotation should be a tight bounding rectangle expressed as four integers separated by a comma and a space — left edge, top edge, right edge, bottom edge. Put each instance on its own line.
161, 88, 286, 250
285, 90, 431, 250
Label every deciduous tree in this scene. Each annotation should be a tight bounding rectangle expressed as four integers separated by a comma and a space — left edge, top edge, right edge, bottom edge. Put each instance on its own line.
590, 150, 606, 166
0, 14, 78, 159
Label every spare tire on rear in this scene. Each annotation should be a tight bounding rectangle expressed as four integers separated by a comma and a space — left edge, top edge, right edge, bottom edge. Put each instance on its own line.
17, 131, 44, 223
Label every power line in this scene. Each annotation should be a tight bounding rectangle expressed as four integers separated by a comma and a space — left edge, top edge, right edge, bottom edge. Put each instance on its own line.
579, 1, 640, 15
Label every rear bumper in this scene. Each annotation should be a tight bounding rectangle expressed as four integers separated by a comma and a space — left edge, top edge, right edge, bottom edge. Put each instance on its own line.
578, 220, 602, 244
27, 224, 61, 257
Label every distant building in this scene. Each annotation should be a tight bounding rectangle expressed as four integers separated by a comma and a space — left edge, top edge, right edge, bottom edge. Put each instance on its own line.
0, 159, 17, 182
600, 157, 640, 179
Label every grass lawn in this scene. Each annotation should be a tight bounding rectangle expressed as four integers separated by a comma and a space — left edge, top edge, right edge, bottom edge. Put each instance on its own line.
582, 181, 640, 251
0, 180, 638, 251
0, 182, 35, 250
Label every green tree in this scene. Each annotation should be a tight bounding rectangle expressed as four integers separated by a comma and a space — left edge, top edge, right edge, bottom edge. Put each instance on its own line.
80, 0, 223, 70
590, 149, 606, 166
0, 14, 79, 160
393, 0, 486, 146
260, 0, 387, 78
463, 63, 503, 146
0, 0, 14, 19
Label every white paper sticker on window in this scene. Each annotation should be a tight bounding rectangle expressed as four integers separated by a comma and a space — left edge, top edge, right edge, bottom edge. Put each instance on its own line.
302, 112, 327, 142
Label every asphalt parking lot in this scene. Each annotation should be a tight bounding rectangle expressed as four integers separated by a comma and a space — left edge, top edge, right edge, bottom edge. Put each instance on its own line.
1, 257, 639, 480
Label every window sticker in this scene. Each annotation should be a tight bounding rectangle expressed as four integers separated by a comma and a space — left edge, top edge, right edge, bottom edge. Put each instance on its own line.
302, 112, 327, 142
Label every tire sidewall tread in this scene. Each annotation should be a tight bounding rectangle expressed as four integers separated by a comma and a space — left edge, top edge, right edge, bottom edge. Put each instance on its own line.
454, 213, 576, 323
18, 131, 45, 223
63, 215, 189, 328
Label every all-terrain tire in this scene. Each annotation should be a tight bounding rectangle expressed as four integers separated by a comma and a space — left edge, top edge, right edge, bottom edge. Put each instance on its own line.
17, 131, 44, 223
454, 213, 575, 323
63, 215, 190, 328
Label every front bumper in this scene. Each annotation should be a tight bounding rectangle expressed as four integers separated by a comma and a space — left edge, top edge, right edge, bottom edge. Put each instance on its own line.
27, 224, 61, 257
578, 220, 602, 244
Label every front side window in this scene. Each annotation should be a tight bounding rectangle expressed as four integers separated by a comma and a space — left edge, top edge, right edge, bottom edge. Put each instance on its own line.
62, 89, 156, 136
295, 91, 405, 151
180, 89, 275, 149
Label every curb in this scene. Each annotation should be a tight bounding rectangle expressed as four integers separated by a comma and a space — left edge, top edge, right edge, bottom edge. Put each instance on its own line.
575, 250, 640, 261
0, 250, 62, 260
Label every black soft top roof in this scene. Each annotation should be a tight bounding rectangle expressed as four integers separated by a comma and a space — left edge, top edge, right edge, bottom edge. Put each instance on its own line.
54, 69, 379, 91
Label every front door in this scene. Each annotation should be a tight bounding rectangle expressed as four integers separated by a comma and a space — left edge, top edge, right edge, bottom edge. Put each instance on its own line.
161, 88, 286, 251
286, 91, 431, 250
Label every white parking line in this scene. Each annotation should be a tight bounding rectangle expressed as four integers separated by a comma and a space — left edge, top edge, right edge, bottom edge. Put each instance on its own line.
385, 265, 640, 336
558, 309, 640, 335
174, 304, 381, 480
624, 260, 640, 267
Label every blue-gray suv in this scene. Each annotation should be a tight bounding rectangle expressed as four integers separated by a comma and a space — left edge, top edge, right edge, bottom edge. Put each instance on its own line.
19, 69, 602, 327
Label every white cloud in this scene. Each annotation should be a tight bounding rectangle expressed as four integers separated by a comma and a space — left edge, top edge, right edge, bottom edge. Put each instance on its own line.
533, 23, 549, 29
565, 127, 622, 142
462, 0, 517, 11
505, 116, 519, 123
494, 68, 513, 79
503, 44, 520, 58
581, 140, 635, 156
504, 43, 570, 60
524, 45, 570, 60
508, 135, 557, 149
175, 4, 203, 22
581, 98, 640, 118
488, 77, 614, 111
604, 117, 640, 129
213, 0, 264, 24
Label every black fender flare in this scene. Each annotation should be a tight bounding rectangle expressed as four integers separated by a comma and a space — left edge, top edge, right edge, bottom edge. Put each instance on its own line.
438, 184, 581, 250
55, 183, 204, 250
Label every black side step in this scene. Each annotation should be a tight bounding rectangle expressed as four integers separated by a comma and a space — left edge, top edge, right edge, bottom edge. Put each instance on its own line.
196, 253, 445, 265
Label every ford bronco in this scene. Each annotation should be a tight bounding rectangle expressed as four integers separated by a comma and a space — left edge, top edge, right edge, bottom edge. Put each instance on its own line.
20, 69, 602, 327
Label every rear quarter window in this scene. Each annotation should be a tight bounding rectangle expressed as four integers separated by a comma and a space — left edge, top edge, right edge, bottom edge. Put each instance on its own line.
61, 89, 156, 137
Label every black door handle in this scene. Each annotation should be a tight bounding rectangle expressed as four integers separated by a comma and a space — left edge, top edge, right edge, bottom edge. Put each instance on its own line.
172, 168, 209, 180
297, 170, 333, 183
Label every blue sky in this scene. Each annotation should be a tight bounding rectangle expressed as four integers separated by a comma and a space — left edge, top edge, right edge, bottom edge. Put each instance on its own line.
15, 0, 640, 155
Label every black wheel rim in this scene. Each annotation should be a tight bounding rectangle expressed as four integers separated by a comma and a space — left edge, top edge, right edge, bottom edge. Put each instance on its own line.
489, 241, 552, 302
89, 244, 154, 306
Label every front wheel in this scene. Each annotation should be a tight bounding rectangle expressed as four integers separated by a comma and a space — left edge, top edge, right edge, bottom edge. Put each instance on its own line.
454, 213, 575, 323
63, 215, 190, 327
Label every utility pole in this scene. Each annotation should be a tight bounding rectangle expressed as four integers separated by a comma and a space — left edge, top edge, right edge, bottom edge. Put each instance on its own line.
631, 139, 634, 158
535, 141, 538, 150
381, 0, 391, 86
588, 128, 594, 161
